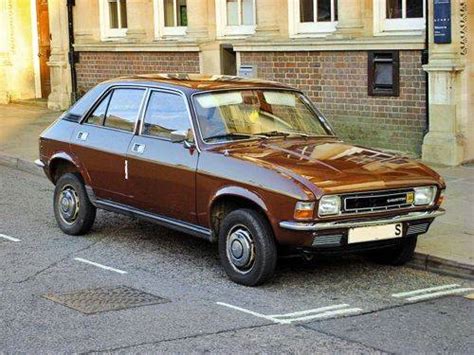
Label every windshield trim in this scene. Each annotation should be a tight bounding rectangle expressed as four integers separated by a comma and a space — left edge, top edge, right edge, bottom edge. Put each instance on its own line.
190, 87, 337, 147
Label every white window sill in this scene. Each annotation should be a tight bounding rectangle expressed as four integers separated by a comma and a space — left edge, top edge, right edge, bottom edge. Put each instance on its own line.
217, 25, 256, 39
101, 29, 128, 41
158, 26, 187, 38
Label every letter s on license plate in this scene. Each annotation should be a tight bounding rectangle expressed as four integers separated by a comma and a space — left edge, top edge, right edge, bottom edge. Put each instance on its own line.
348, 223, 403, 244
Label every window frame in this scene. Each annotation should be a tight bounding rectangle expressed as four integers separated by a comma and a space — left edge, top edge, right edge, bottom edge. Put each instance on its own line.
140, 89, 193, 141
288, 0, 338, 38
215, 0, 257, 38
81, 85, 147, 134
153, 0, 188, 38
373, 0, 426, 36
99, 0, 128, 40
368, 51, 400, 97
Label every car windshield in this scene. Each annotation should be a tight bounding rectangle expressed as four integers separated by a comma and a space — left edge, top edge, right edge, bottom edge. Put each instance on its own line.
193, 90, 334, 143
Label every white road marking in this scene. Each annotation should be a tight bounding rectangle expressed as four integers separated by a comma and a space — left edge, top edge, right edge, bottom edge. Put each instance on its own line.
216, 302, 277, 323
217, 302, 362, 324
74, 257, 128, 274
0, 234, 20, 242
406, 288, 474, 302
269, 304, 350, 319
279, 308, 363, 324
392, 284, 460, 298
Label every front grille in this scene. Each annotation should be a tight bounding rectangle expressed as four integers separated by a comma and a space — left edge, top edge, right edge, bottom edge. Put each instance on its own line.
342, 188, 414, 215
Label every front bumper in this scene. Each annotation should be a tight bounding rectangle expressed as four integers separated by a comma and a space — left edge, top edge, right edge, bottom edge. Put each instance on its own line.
34, 159, 45, 168
279, 210, 445, 231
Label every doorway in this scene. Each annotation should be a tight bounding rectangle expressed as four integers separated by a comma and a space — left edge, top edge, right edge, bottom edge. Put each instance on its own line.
36, 0, 51, 98
221, 45, 236, 76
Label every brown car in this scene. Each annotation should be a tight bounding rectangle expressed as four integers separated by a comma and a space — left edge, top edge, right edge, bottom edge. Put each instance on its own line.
36, 74, 446, 286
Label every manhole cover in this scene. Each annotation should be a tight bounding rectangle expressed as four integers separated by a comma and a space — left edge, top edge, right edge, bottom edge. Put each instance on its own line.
43, 285, 169, 314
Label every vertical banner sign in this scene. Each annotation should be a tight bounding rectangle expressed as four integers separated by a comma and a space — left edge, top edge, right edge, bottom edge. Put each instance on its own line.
434, 0, 451, 44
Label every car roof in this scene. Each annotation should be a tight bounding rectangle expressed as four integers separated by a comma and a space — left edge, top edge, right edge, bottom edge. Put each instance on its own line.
102, 73, 295, 93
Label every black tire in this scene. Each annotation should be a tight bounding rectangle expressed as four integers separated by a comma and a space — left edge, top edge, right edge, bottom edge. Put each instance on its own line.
53, 173, 96, 235
218, 209, 277, 286
366, 236, 417, 266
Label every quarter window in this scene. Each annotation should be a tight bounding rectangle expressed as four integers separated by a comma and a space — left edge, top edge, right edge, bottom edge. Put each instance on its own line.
374, 0, 425, 35
100, 0, 128, 39
87, 92, 112, 126
103, 89, 145, 132
142, 91, 190, 139
154, 0, 187, 37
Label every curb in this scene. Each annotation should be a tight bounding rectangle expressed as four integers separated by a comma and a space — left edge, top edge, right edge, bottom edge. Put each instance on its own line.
0, 153, 44, 178
1, 151, 473, 281
409, 252, 474, 281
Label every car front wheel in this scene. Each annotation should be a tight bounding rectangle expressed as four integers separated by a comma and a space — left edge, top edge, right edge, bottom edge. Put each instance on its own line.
365, 236, 418, 266
53, 173, 96, 235
218, 209, 277, 286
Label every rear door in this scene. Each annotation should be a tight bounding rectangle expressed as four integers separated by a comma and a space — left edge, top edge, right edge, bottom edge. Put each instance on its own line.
71, 87, 146, 204
126, 89, 199, 223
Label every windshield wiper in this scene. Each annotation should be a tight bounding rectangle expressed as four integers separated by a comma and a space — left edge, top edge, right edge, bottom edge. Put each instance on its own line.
253, 131, 290, 138
204, 132, 253, 142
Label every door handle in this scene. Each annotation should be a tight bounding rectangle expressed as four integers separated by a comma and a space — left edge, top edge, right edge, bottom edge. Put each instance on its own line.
132, 143, 146, 154
77, 131, 88, 141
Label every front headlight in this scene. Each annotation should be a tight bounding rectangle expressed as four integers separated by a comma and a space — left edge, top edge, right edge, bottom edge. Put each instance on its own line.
318, 195, 341, 216
414, 186, 437, 206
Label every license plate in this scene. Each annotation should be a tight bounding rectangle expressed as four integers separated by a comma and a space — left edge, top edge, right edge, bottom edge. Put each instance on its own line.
348, 223, 403, 244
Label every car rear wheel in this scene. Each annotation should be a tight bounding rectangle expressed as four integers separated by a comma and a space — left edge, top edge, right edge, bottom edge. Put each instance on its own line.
53, 173, 96, 235
365, 236, 417, 266
218, 209, 277, 286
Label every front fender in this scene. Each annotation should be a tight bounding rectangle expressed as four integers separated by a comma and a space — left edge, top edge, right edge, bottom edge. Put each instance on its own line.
210, 186, 269, 214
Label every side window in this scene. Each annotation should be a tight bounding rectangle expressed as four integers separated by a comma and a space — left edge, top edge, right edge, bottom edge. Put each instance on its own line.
86, 92, 111, 125
142, 91, 190, 138
104, 89, 145, 132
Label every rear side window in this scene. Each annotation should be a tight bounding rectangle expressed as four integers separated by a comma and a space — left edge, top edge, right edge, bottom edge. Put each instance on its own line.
86, 92, 111, 126
142, 91, 190, 139
103, 89, 145, 132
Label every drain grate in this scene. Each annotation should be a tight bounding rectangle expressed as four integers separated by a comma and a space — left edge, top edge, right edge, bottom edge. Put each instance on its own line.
43, 285, 169, 314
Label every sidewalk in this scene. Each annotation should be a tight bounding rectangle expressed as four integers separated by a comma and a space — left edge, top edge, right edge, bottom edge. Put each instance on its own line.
0, 103, 473, 279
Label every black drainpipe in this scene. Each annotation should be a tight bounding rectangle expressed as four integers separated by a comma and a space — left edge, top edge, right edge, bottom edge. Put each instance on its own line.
66, 0, 78, 103
422, 0, 430, 135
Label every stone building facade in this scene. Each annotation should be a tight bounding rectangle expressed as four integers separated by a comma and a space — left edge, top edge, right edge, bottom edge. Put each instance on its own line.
0, 0, 472, 165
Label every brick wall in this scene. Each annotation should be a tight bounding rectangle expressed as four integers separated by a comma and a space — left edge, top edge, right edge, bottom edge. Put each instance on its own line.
76, 51, 200, 95
240, 51, 426, 155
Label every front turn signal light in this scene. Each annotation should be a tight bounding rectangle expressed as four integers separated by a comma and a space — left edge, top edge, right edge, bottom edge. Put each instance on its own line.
294, 201, 315, 220
437, 190, 445, 206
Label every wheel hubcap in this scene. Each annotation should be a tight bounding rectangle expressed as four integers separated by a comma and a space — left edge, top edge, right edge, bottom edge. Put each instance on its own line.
58, 185, 80, 224
226, 225, 255, 273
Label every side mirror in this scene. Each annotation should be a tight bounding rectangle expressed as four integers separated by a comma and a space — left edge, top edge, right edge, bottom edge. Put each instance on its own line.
170, 129, 194, 150
170, 130, 187, 143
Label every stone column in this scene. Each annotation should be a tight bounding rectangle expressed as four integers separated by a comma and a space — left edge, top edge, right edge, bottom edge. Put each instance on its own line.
74, 0, 100, 44
126, 0, 153, 41
422, 0, 472, 165
334, 0, 364, 38
0, 0, 12, 103
186, 0, 210, 40
254, 0, 280, 38
47, 0, 72, 110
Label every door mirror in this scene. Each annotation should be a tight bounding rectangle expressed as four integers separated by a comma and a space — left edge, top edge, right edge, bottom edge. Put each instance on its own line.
170, 130, 188, 143
170, 129, 194, 149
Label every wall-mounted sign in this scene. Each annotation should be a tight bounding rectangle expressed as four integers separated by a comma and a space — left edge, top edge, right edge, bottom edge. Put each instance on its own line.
239, 65, 257, 78
434, 0, 451, 44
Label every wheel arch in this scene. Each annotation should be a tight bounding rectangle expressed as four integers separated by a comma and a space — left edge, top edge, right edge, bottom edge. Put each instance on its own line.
48, 152, 89, 185
209, 186, 275, 240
